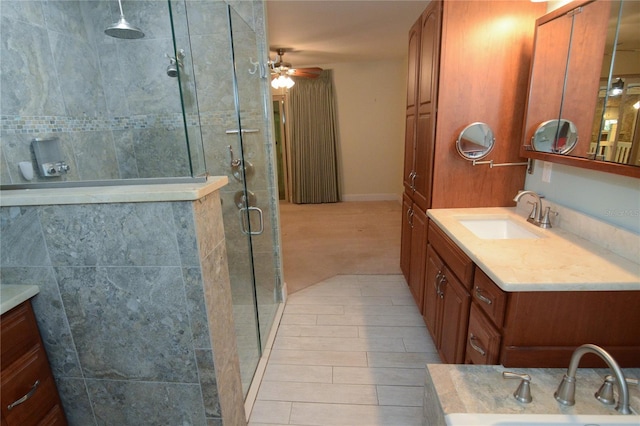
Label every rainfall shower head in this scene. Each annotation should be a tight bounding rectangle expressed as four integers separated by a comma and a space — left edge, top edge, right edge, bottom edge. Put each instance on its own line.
105, 0, 144, 39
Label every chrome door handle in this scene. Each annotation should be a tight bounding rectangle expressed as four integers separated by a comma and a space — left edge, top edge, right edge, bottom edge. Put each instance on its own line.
407, 209, 414, 229
410, 171, 417, 191
436, 275, 446, 299
469, 334, 486, 356
474, 287, 493, 305
8, 380, 40, 410
239, 206, 264, 235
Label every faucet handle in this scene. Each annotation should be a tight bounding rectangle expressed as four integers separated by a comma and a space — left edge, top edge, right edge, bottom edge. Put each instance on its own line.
526, 201, 538, 221
595, 375, 639, 406
503, 371, 533, 403
539, 206, 558, 229
596, 375, 616, 405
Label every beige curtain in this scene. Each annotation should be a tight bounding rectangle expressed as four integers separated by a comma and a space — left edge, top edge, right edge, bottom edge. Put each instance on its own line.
288, 70, 340, 204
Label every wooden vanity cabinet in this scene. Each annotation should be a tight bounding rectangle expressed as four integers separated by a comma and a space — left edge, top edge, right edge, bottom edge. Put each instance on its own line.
1, 301, 67, 425
423, 221, 474, 364
400, 0, 543, 317
465, 269, 506, 365
402, 194, 428, 311
427, 220, 640, 368
500, 290, 640, 368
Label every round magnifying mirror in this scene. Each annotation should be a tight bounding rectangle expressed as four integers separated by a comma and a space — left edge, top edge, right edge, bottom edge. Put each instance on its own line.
531, 119, 578, 154
456, 122, 495, 160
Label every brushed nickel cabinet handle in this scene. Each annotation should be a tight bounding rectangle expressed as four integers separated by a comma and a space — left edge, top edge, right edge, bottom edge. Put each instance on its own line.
8, 379, 40, 410
469, 334, 486, 356
474, 286, 493, 305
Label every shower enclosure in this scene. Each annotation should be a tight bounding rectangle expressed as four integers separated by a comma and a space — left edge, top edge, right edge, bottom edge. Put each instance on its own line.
1, 0, 281, 402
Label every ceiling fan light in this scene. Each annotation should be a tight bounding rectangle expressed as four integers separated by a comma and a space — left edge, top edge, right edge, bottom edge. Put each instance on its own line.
283, 76, 295, 89
609, 78, 624, 96
271, 74, 295, 90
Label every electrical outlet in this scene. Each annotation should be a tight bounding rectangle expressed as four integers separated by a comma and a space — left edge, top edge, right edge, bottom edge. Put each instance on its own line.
542, 161, 552, 183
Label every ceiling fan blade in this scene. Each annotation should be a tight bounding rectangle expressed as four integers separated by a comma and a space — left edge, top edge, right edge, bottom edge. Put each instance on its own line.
290, 67, 323, 78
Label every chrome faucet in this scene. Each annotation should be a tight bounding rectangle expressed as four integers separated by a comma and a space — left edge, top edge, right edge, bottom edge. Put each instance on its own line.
554, 344, 633, 415
513, 190, 555, 228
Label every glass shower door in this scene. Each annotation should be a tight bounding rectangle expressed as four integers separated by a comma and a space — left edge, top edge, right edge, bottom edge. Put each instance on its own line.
227, 5, 281, 396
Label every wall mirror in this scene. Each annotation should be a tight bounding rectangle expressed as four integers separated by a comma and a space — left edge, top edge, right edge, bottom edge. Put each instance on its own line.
456, 122, 495, 160
521, 0, 640, 178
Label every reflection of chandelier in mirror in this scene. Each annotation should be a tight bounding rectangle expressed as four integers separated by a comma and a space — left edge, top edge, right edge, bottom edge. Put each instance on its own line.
609, 78, 624, 96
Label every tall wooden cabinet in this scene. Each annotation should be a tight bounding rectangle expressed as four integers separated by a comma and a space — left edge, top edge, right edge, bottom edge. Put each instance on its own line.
400, 0, 546, 359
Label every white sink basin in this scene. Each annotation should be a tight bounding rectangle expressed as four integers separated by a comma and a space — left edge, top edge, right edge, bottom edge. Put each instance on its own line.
446, 413, 640, 425
457, 217, 540, 240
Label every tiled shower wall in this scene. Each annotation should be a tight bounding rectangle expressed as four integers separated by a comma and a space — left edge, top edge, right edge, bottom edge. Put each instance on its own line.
0, 0, 197, 183
0, 0, 284, 414
0, 191, 245, 425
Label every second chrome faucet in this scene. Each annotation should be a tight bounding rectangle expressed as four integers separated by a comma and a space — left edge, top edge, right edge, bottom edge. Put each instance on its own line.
513, 190, 556, 229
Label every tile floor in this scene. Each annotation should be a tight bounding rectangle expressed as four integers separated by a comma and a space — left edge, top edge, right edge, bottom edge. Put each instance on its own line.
249, 274, 441, 426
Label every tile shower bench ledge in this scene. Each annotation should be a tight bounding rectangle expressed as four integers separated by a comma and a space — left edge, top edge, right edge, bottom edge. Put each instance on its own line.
427, 207, 640, 292
423, 364, 640, 426
0, 176, 228, 206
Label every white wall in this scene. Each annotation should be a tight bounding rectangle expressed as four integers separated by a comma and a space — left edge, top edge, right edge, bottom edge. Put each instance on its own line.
319, 60, 407, 202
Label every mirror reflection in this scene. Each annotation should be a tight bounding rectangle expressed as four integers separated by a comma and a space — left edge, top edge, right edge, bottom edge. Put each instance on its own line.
456, 122, 495, 160
590, 0, 640, 166
532, 119, 578, 154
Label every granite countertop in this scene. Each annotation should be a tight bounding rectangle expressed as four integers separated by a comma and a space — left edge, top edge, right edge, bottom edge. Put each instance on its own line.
424, 364, 640, 425
427, 207, 640, 291
0, 176, 228, 206
1, 284, 39, 315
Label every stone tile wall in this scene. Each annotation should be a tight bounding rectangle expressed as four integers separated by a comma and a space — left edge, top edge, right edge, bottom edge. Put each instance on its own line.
0, 0, 198, 184
0, 191, 245, 425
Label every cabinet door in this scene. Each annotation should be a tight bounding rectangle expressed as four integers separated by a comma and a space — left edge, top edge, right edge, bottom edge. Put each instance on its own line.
413, 0, 441, 212
438, 266, 471, 364
523, 9, 571, 149
423, 244, 444, 345
465, 303, 501, 365
404, 18, 421, 193
561, 0, 611, 155
400, 194, 413, 282
408, 205, 427, 313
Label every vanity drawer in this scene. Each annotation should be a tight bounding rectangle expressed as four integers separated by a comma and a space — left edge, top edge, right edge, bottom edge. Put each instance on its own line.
1, 303, 41, 370
428, 221, 474, 289
465, 304, 501, 365
472, 268, 507, 329
0, 346, 59, 425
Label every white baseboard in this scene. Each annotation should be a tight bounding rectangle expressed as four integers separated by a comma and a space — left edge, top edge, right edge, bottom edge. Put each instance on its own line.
341, 193, 401, 202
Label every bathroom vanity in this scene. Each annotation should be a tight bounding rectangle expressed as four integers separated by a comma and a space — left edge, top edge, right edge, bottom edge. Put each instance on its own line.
0, 285, 67, 425
423, 207, 640, 368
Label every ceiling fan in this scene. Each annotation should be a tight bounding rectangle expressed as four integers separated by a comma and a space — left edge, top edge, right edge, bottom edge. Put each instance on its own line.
269, 48, 323, 80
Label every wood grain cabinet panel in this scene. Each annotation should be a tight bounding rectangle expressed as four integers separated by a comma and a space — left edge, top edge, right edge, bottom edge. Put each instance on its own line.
408, 205, 428, 312
424, 221, 474, 364
438, 266, 471, 364
472, 268, 507, 329
466, 303, 501, 365
424, 244, 445, 344
428, 222, 474, 289
1, 301, 67, 426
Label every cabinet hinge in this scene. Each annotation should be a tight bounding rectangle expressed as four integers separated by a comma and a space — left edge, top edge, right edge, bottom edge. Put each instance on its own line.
566, 7, 583, 17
